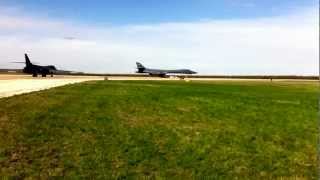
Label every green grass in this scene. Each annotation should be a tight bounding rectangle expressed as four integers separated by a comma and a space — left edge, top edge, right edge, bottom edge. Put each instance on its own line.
0, 80, 318, 178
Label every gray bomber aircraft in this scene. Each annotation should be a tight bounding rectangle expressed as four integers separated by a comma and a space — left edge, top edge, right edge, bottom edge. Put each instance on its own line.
136, 62, 197, 77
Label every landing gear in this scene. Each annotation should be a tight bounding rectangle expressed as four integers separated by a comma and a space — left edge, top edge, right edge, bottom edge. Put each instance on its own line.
159, 74, 168, 78
179, 76, 185, 80
32, 73, 38, 77
42, 74, 47, 77
50, 73, 53, 77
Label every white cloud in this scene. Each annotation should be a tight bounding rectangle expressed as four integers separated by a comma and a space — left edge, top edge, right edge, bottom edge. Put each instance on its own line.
0, 5, 318, 75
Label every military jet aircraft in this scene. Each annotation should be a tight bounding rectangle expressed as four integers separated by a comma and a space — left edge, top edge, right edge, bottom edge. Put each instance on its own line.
136, 62, 197, 77
17, 54, 58, 77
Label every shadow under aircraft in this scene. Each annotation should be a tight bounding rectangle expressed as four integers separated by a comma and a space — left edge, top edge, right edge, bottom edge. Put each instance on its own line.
136, 62, 197, 77
16, 54, 61, 77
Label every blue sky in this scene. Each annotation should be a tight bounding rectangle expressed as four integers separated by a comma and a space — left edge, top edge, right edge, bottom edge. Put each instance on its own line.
0, 1, 318, 75
0, 0, 316, 24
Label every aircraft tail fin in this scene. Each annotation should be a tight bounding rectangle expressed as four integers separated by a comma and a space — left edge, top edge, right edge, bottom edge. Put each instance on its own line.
25, 53, 32, 66
136, 62, 145, 72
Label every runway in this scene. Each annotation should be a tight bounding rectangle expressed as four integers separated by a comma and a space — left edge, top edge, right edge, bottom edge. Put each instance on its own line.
0, 75, 182, 98
0, 75, 104, 98
0, 74, 317, 98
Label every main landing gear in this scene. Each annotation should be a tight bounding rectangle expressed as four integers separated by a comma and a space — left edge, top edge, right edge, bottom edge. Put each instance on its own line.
31, 73, 53, 78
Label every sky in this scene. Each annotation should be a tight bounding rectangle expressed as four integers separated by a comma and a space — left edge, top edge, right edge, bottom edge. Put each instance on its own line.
0, 0, 318, 75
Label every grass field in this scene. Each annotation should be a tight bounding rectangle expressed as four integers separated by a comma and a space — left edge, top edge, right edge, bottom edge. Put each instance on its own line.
0, 80, 318, 178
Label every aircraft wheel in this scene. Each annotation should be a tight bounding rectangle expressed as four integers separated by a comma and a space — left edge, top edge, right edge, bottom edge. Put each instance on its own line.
32, 73, 37, 77
42, 74, 47, 77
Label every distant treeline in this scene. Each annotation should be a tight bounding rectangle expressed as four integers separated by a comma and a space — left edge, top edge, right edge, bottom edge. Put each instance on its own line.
0, 69, 318, 80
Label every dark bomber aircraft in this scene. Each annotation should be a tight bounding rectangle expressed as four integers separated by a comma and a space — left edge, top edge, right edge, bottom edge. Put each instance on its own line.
136, 62, 197, 77
22, 54, 57, 77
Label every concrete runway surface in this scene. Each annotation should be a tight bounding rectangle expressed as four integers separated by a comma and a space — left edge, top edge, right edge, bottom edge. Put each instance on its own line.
0, 74, 316, 98
0, 75, 104, 98
0, 74, 184, 98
